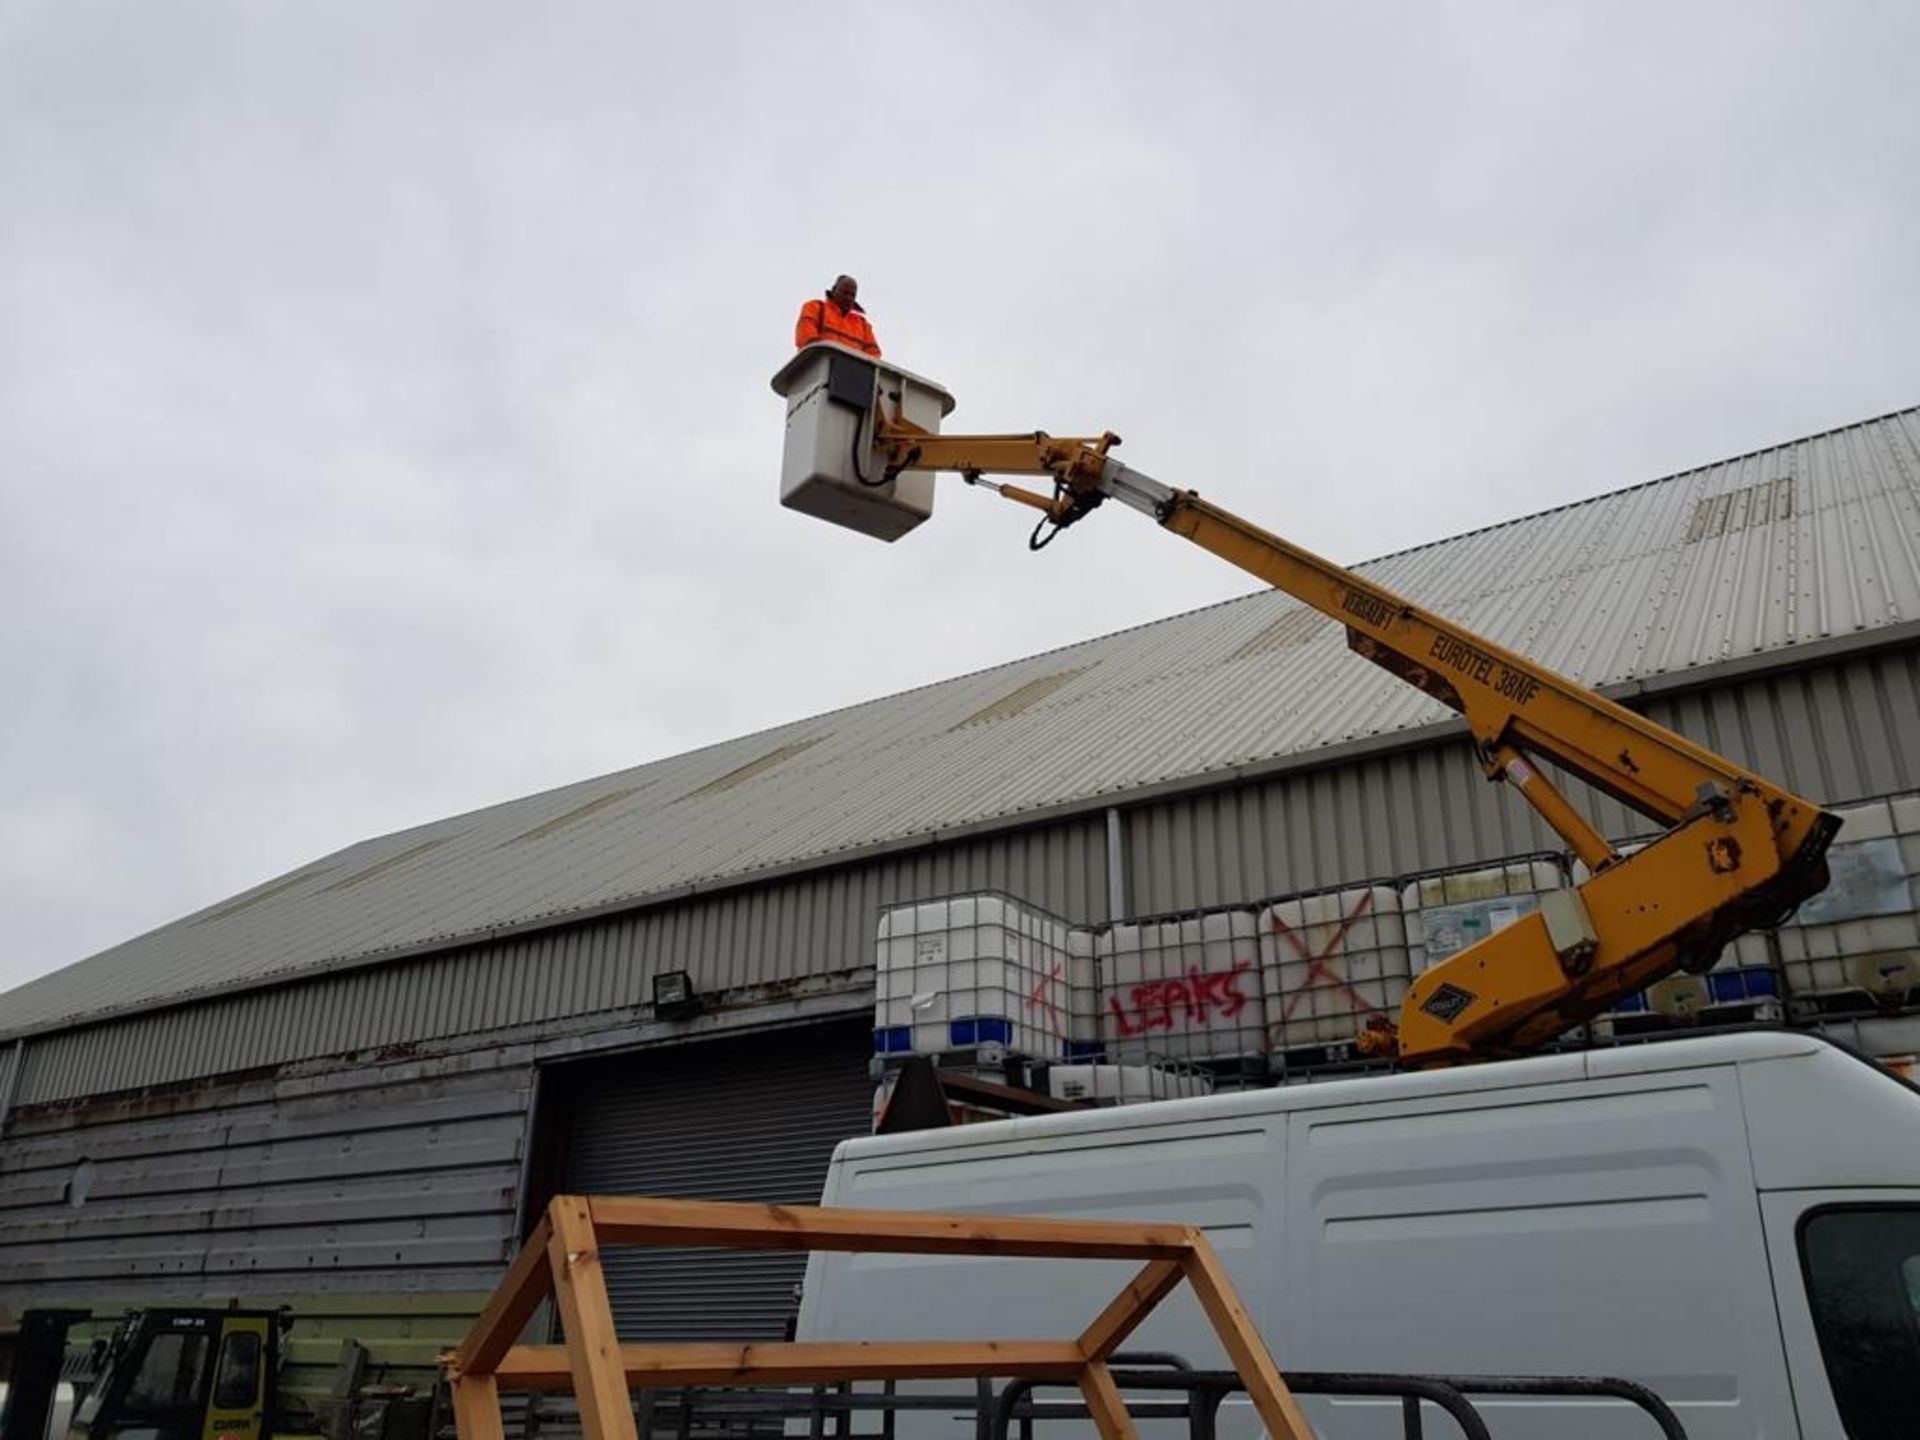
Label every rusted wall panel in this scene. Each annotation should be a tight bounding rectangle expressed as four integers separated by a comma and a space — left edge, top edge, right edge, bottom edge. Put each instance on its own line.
0, 1047, 531, 1305
11, 818, 1107, 1106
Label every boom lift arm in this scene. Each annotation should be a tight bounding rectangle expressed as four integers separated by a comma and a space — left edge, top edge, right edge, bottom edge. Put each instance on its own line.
871, 416, 1840, 1066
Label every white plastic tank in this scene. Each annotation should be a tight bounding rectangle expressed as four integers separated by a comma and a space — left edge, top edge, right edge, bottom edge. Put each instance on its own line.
1259, 885, 1409, 1052
1099, 910, 1265, 1062
1776, 795, 1920, 1010
770, 343, 956, 541
872, 892, 1080, 1060
1402, 858, 1566, 975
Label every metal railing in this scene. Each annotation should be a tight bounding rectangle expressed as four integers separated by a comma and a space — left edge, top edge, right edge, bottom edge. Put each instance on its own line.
595, 1351, 1689, 1440
989, 1356, 1687, 1440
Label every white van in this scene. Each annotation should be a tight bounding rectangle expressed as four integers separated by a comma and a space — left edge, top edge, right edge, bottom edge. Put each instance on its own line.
797, 1032, 1920, 1439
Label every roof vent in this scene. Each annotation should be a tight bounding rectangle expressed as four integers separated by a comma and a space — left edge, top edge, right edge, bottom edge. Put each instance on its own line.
196, 865, 335, 925
951, 665, 1094, 730
1229, 606, 1332, 661
508, 787, 638, 844
322, 836, 455, 893
681, 737, 824, 800
1686, 476, 1794, 543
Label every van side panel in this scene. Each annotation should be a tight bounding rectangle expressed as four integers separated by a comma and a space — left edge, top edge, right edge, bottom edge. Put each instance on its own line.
806, 1115, 1277, 1370
1737, 1042, 1920, 1187
1285, 1066, 1793, 1439
799, 1040, 1881, 1439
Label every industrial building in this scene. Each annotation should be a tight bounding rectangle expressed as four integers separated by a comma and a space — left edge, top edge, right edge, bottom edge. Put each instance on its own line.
2, 405, 1917, 1391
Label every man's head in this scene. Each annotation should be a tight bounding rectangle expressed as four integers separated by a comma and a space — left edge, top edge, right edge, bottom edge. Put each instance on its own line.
828, 274, 859, 310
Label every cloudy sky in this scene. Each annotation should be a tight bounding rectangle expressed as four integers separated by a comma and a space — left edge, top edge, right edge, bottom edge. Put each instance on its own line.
3, 2, 1916, 995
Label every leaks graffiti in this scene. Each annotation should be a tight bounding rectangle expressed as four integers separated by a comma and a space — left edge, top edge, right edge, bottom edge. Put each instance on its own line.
1106, 959, 1256, 1037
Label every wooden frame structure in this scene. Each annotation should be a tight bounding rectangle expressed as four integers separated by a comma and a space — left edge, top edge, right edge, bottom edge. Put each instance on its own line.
446, 1194, 1313, 1440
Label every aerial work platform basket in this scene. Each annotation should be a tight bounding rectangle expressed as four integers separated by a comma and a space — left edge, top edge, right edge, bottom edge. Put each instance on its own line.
770, 343, 956, 541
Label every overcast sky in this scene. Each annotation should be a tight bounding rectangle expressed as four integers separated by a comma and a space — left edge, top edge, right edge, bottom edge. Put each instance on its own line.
3, 2, 1917, 996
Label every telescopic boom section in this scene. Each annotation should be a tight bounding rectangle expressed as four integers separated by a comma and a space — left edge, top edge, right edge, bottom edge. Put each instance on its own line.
874, 419, 1840, 1066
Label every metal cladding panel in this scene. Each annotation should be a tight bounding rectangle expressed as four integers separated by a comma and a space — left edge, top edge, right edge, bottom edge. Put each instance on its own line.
1128, 745, 1559, 916
1125, 649, 1920, 916
10, 818, 1107, 1105
560, 1018, 874, 1341
11, 650, 1920, 1102
9, 649, 1919, 1103
7, 407, 1916, 1041
0, 1048, 531, 1307
0, 1041, 19, 1124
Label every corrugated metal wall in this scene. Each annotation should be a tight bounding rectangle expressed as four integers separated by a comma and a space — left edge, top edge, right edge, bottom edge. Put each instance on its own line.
9, 818, 1108, 1107
0, 1040, 20, 1126
0, 1044, 532, 1307
9, 647, 1918, 1106
1122, 646, 1920, 914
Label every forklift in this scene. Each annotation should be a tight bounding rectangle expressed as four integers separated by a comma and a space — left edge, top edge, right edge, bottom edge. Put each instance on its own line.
2, 1308, 318, 1440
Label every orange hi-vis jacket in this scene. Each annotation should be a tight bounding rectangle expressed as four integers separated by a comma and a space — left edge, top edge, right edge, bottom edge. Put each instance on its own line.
795, 297, 881, 357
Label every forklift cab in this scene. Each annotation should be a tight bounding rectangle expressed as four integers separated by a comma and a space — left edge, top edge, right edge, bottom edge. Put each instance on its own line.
68, 1311, 278, 1440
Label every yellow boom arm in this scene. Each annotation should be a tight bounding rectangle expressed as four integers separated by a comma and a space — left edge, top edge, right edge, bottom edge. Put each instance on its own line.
874, 418, 1840, 1066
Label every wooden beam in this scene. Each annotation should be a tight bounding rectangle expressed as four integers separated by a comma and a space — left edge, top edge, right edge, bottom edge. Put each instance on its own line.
492, 1339, 1089, 1390
1181, 1239, 1315, 1440
1077, 1258, 1186, 1361
930, 1068, 1087, 1115
547, 1196, 640, 1440
1077, 1361, 1142, 1440
453, 1191, 1310, 1440
587, 1196, 1194, 1259
453, 1214, 554, 1374
449, 1374, 506, 1440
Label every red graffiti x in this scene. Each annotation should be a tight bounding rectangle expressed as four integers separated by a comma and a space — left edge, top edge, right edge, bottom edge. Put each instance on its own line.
1025, 959, 1064, 1032
1272, 890, 1382, 1021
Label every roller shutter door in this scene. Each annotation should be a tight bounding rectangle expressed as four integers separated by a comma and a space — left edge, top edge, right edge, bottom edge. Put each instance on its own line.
563, 1018, 873, 1340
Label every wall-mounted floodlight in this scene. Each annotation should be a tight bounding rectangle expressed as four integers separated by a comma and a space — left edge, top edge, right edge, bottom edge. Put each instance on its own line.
652, 970, 703, 1021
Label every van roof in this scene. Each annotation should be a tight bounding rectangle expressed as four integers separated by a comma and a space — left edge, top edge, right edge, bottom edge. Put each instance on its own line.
844, 1031, 1844, 1163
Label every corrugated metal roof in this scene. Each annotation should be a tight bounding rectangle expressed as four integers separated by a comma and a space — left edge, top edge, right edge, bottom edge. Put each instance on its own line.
6, 406, 1918, 1038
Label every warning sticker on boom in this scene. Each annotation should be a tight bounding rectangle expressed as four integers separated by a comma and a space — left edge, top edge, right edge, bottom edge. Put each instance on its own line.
1420, 983, 1478, 1024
